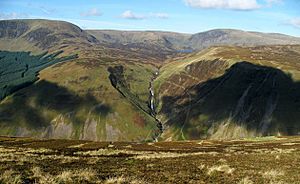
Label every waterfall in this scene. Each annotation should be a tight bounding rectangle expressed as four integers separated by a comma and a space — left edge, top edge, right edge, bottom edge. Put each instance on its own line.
148, 69, 164, 141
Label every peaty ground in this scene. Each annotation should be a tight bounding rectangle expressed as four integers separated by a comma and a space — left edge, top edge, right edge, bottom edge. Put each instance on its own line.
0, 136, 300, 183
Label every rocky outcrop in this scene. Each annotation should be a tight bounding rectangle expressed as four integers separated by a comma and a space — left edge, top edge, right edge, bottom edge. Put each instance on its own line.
0, 20, 29, 38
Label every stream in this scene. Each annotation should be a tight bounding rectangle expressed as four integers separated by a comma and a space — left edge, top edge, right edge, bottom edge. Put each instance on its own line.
149, 69, 164, 141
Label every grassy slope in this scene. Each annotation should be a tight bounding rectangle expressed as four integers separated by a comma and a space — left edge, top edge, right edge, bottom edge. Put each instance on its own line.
0, 19, 161, 141
2, 19, 300, 142
155, 45, 300, 140
156, 45, 300, 108
1, 50, 156, 141
3, 44, 299, 141
42, 57, 157, 138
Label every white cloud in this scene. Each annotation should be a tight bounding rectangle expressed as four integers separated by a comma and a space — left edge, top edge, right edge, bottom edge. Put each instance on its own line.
0, 12, 29, 20
120, 11, 169, 20
81, 8, 102, 17
120, 10, 145, 20
184, 0, 261, 10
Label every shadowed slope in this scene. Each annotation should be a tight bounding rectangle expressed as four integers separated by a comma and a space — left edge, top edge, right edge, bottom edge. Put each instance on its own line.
160, 61, 300, 140
0, 50, 77, 101
0, 80, 111, 137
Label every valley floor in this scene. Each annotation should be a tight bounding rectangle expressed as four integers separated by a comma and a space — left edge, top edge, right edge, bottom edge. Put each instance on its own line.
0, 136, 300, 184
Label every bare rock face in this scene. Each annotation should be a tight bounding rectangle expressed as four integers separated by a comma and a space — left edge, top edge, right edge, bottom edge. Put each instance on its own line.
80, 107, 100, 141
44, 114, 74, 139
0, 20, 29, 38
105, 123, 122, 141
24, 27, 59, 49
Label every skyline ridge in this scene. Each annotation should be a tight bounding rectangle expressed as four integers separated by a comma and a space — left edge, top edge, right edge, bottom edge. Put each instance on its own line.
0, 0, 299, 37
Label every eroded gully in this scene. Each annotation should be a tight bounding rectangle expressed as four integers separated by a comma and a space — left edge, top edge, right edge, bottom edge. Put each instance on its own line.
149, 69, 164, 141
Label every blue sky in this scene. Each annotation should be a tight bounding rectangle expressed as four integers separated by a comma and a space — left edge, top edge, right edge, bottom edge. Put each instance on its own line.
0, 0, 299, 36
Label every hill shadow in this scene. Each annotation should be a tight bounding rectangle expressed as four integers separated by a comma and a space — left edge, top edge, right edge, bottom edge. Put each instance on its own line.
0, 80, 111, 130
0, 50, 78, 101
160, 61, 300, 139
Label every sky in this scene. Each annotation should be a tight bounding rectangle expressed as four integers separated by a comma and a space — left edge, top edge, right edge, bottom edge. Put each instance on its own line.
0, 0, 300, 36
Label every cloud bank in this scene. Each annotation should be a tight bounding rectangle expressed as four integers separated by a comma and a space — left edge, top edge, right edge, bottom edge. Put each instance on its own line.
184, 0, 261, 10
121, 10, 145, 19
120, 11, 169, 20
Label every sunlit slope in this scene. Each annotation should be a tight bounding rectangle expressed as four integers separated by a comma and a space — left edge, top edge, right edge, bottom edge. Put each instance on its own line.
0, 53, 159, 141
0, 19, 98, 54
155, 45, 300, 140
0, 19, 162, 141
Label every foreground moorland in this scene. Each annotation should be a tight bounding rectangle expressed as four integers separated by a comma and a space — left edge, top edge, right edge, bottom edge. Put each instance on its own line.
0, 136, 300, 183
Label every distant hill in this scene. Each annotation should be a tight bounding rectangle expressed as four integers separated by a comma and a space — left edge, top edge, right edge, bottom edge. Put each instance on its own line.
1, 19, 300, 56
188, 29, 300, 49
0, 19, 98, 53
88, 28, 300, 52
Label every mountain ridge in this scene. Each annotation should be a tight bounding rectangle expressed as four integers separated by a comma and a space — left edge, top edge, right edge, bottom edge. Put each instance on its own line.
87, 27, 300, 51
2, 19, 300, 57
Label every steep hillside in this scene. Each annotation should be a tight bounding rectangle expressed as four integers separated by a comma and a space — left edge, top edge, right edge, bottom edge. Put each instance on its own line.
0, 20, 161, 141
0, 19, 98, 54
155, 45, 300, 140
0, 49, 160, 141
1, 19, 300, 141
